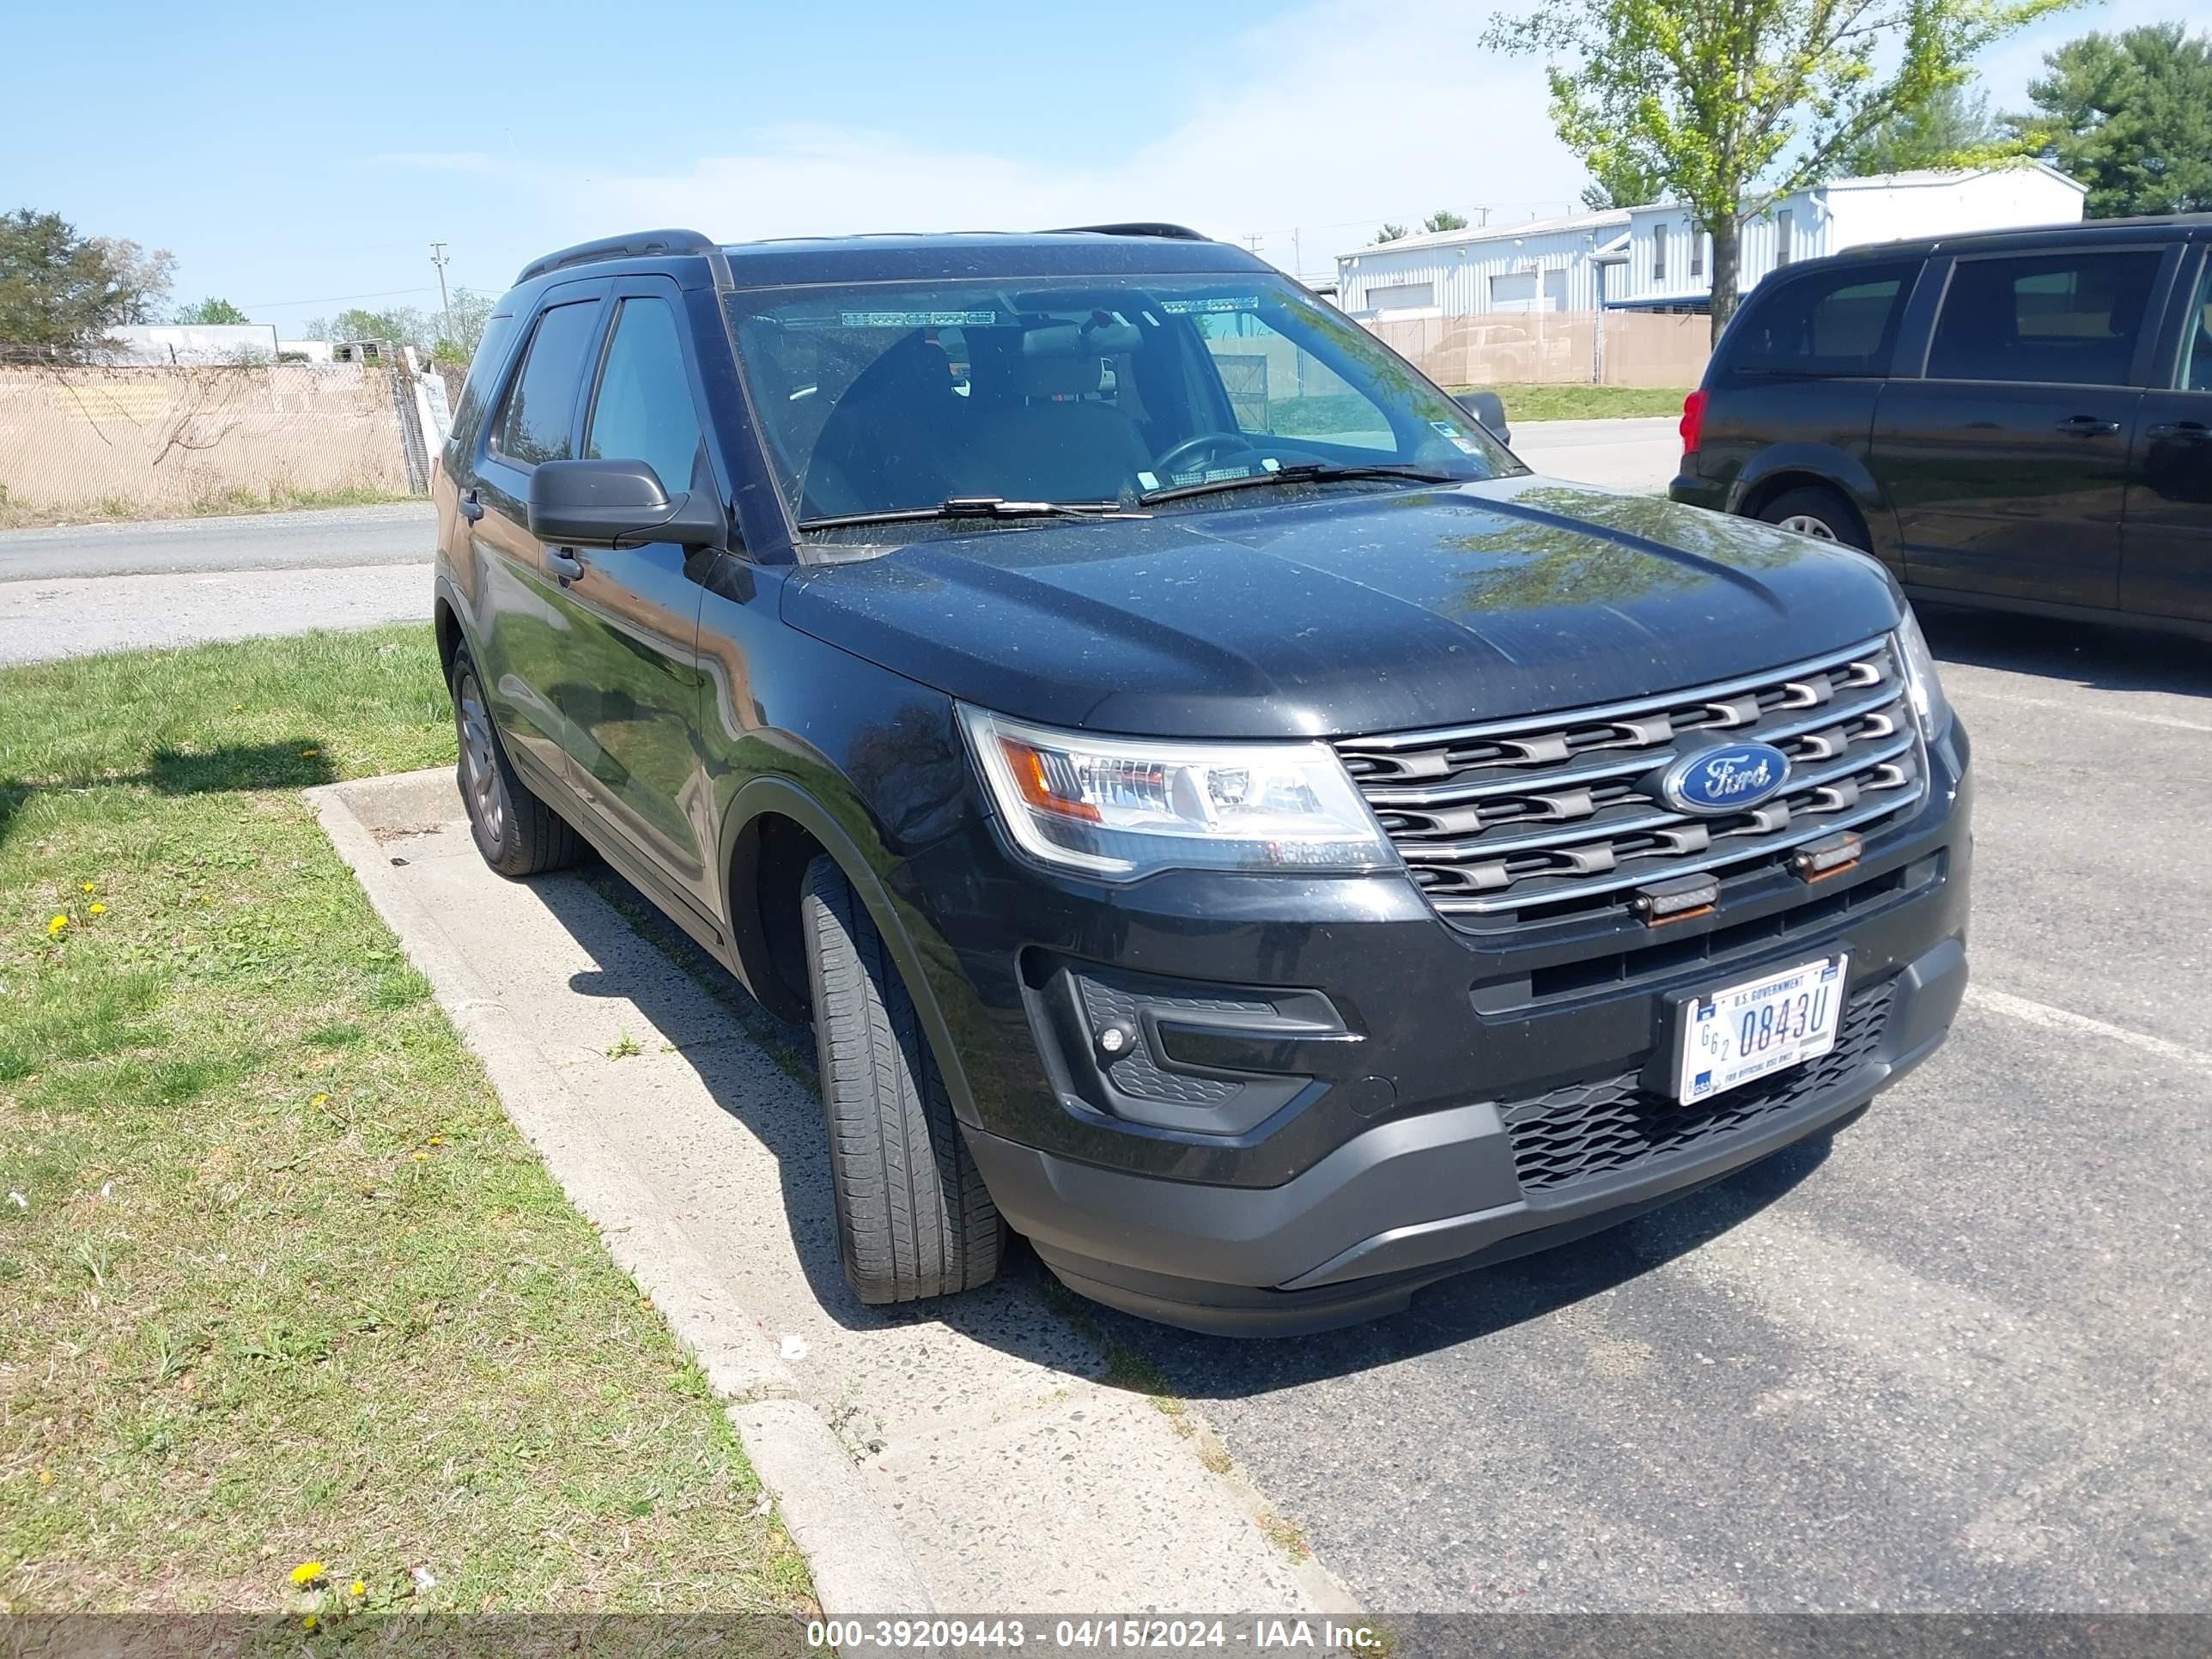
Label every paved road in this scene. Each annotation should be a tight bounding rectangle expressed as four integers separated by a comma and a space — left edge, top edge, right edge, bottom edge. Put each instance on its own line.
1088, 607, 2212, 1613
0, 503, 435, 666
1512, 416, 1680, 494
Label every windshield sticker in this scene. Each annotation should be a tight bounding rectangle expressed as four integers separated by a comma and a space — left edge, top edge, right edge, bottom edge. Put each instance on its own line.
1137, 471, 1161, 492
1261, 457, 1281, 472
837, 310, 1002, 329
1449, 436, 1482, 455
1430, 421, 1462, 438
1158, 296, 1261, 315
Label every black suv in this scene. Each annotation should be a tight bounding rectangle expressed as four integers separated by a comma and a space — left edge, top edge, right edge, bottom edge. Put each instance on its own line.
1672, 214, 2212, 639
434, 224, 1972, 1334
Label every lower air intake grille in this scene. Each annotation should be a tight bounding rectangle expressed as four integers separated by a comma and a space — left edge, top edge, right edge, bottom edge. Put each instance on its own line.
1502, 980, 1893, 1194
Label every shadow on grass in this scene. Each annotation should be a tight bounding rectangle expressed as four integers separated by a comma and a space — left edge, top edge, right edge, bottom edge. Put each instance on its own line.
0, 739, 337, 850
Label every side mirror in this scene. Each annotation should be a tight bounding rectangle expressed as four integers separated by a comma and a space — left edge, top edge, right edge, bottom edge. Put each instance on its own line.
526, 458, 724, 549
1455, 390, 1511, 447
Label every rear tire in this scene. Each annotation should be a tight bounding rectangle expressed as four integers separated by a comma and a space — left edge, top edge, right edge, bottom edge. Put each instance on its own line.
450, 644, 584, 878
1757, 484, 1868, 551
801, 855, 1005, 1305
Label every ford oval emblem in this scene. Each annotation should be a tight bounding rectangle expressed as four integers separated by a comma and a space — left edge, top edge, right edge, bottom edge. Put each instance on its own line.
1661, 742, 1791, 816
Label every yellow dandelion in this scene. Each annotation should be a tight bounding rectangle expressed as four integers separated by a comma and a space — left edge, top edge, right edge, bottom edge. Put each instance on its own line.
88, 902, 106, 916
81, 882, 95, 894
46, 915, 69, 938
300, 747, 320, 758
37, 1469, 53, 1486
410, 1152, 428, 1162
311, 1093, 330, 1107
349, 1581, 366, 1597
427, 1135, 445, 1146
289, 1559, 325, 1587
301, 1613, 319, 1630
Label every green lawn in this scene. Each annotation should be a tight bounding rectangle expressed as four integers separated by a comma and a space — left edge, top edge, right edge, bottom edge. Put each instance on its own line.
0, 628, 811, 1625
0, 485, 419, 532
1455, 384, 1693, 422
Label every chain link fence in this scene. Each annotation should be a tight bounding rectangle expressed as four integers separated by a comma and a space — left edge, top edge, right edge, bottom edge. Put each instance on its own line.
0, 351, 443, 526
1360, 309, 1711, 390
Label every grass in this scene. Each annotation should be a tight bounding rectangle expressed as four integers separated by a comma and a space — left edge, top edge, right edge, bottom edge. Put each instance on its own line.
0, 626, 813, 1622
1453, 384, 1693, 422
0, 484, 418, 532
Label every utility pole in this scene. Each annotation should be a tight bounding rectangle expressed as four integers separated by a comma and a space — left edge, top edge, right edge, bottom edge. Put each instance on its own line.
429, 242, 453, 345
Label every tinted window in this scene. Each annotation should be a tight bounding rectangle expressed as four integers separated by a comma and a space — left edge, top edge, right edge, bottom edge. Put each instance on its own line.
490, 301, 601, 466
1927, 251, 2162, 386
2174, 260, 2212, 392
1724, 262, 1916, 376
447, 313, 521, 457
586, 298, 704, 491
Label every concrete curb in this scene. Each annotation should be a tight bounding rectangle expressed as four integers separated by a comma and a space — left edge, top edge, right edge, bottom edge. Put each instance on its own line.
307, 780, 937, 1617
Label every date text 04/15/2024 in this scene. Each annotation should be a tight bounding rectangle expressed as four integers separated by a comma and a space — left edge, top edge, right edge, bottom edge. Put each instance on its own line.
805, 1618, 1386, 1651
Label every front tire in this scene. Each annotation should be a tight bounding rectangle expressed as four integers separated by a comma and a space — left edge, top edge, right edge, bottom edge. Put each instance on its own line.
450, 644, 584, 878
800, 855, 1005, 1305
1757, 483, 1868, 551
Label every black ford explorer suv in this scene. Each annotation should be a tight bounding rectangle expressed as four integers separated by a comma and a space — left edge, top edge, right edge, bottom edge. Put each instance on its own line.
1671, 213, 2212, 640
433, 224, 1972, 1334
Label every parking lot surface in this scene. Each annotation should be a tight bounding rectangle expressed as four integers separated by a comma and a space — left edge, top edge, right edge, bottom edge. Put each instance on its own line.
1088, 608, 2212, 1613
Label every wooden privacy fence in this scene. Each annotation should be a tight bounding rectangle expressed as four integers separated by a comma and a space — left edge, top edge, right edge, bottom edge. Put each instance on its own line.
1359, 309, 1711, 389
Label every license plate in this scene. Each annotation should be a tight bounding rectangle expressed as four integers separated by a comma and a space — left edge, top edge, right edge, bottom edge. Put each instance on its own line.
1674, 954, 1849, 1105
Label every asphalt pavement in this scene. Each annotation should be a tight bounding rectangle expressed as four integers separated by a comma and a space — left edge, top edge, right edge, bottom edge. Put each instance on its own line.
1089, 607, 2212, 1613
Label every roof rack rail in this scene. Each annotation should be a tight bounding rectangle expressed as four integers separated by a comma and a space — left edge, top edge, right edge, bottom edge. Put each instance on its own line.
1042, 222, 1211, 242
514, 229, 731, 288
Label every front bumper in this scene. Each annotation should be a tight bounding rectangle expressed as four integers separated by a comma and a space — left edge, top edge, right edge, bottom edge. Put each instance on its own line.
901, 726, 1971, 1334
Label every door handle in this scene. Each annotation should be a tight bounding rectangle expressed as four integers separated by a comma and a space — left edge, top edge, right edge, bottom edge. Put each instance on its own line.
2054, 415, 2122, 435
2146, 421, 2211, 441
546, 549, 586, 586
458, 489, 485, 523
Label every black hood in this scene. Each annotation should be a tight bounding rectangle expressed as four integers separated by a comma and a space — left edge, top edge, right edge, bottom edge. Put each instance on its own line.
780, 477, 1905, 739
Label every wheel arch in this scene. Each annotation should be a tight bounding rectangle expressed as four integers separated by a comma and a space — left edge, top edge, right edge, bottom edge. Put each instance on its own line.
1725, 444, 1891, 556
720, 775, 983, 1129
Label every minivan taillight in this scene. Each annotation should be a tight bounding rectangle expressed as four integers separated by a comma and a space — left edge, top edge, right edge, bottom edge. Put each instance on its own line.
1679, 388, 1708, 460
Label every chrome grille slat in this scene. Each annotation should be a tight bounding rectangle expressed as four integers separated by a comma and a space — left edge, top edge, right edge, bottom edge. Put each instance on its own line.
1337, 635, 1929, 926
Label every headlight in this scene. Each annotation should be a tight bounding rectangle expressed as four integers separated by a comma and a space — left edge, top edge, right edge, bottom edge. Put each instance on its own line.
957, 705, 1394, 880
1894, 609, 1952, 742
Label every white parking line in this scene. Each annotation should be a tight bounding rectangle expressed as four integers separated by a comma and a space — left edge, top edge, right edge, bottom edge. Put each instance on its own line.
1949, 687, 2212, 735
1966, 986, 2212, 1072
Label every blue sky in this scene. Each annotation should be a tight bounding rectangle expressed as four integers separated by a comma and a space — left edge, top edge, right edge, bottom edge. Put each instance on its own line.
5, 0, 2187, 335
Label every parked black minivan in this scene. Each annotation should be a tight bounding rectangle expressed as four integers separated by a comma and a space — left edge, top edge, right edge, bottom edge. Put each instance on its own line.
434, 225, 1971, 1334
1672, 214, 2212, 638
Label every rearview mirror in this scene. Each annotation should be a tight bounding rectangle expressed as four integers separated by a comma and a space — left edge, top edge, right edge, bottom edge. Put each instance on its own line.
1455, 390, 1511, 447
526, 458, 724, 549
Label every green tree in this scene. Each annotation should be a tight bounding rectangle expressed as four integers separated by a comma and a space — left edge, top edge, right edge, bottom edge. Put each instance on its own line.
327, 304, 434, 350
1488, 0, 2072, 340
173, 296, 252, 325
2013, 23, 2212, 217
1374, 223, 1411, 244
0, 210, 174, 353
1843, 82, 2008, 174
1424, 210, 1471, 232
1579, 155, 1667, 210
437, 286, 495, 361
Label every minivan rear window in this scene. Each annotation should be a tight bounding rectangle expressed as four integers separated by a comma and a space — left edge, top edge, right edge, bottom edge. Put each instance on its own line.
1926, 250, 2162, 387
1723, 262, 1917, 377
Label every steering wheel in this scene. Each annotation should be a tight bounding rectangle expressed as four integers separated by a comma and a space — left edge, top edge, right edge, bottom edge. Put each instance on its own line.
1152, 431, 1260, 478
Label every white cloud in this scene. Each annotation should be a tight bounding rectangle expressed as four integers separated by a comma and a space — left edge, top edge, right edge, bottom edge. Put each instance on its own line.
543, 0, 1589, 278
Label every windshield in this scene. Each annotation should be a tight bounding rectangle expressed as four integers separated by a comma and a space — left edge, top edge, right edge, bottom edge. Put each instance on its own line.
724, 273, 1520, 532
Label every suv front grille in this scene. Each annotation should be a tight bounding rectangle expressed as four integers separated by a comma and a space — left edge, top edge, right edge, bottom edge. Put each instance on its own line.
1334, 635, 1927, 924
1502, 979, 1893, 1194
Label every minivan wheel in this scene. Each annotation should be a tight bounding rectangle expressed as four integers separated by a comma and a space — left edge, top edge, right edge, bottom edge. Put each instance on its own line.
800, 855, 1005, 1305
1757, 484, 1867, 550
449, 644, 584, 878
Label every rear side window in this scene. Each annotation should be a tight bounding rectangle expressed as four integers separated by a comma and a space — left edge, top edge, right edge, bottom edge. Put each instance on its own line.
1926, 250, 2163, 386
1723, 263, 1916, 376
585, 298, 705, 491
447, 313, 521, 456
490, 301, 603, 466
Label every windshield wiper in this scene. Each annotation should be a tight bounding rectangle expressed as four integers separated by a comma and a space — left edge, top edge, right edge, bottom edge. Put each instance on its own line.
1139, 462, 1463, 506
798, 495, 1152, 531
